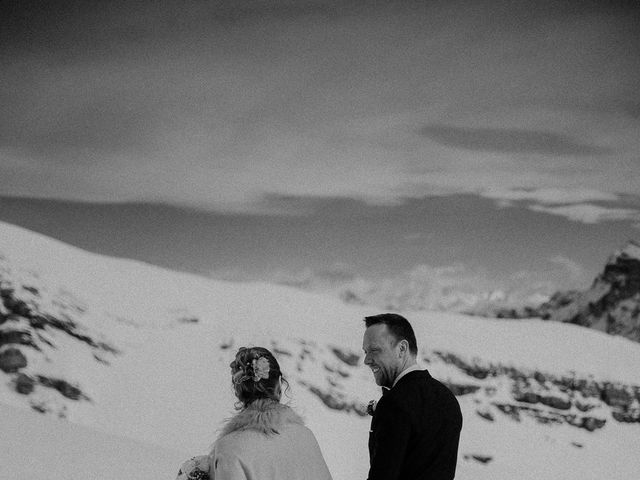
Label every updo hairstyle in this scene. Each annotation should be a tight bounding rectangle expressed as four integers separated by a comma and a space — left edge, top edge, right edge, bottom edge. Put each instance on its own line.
230, 346, 288, 408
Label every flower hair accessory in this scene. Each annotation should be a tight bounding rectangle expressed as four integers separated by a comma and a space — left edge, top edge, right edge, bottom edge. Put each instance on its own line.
252, 356, 270, 382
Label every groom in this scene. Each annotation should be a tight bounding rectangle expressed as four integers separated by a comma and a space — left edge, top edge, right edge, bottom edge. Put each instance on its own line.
362, 313, 462, 480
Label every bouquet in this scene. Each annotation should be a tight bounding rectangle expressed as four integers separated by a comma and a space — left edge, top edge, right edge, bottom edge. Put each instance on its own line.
176, 455, 210, 480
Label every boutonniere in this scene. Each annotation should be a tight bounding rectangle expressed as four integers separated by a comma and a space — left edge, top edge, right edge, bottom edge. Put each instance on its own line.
366, 399, 378, 416
367, 387, 389, 415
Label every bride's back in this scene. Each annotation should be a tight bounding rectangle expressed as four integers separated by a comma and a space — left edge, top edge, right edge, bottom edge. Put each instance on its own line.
211, 400, 332, 480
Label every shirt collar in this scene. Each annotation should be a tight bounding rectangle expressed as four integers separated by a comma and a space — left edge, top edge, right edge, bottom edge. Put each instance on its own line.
392, 363, 422, 388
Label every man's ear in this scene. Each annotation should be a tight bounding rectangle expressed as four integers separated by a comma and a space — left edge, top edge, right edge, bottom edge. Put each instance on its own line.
398, 339, 409, 357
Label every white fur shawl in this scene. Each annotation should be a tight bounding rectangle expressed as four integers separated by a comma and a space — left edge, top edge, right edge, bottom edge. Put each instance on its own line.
218, 399, 305, 439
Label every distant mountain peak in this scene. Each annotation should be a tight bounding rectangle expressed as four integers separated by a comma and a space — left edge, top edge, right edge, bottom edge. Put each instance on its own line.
612, 240, 640, 262
533, 240, 640, 343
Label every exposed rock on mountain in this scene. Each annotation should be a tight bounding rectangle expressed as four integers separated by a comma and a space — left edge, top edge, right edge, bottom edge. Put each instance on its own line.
0, 347, 27, 372
0, 259, 118, 413
538, 241, 640, 343
431, 351, 640, 430
291, 342, 640, 431
491, 241, 640, 343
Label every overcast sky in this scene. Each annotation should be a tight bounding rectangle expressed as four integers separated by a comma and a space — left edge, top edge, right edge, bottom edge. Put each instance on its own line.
1, 0, 639, 302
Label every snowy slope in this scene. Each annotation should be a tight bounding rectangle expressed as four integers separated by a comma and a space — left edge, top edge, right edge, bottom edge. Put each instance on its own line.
0, 403, 188, 480
1, 220, 640, 480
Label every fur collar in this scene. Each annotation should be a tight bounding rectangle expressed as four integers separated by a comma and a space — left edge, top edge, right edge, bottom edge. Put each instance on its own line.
219, 399, 304, 438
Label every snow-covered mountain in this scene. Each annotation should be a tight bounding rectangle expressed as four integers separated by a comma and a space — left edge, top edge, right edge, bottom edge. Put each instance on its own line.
493, 241, 640, 343
538, 241, 640, 343
1, 220, 640, 480
284, 265, 550, 315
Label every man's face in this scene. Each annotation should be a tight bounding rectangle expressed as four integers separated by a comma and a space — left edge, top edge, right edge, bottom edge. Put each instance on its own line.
362, 323, 404, 388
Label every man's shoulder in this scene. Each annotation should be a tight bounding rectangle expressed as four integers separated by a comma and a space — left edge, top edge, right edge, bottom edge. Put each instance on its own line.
392, 369, 431, 391
391, 369, 460, 405
382, 370, 430, 408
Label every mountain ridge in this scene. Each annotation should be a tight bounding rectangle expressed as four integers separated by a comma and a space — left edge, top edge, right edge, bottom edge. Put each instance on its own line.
490, 240, 640, 343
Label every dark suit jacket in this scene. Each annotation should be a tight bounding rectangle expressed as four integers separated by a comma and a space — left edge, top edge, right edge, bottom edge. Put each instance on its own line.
368, 369, 462, 480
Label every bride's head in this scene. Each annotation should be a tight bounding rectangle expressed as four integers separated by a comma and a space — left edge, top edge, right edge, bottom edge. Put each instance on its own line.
230, 346, 288, 408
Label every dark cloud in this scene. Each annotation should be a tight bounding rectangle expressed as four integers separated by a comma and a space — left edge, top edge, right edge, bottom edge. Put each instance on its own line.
538, 98, 640, 120
418, 124, 611, 156
0, 0, 341, 42
619, 101, 640, 120
0, 96, 153, 161
1, 0, 638, 207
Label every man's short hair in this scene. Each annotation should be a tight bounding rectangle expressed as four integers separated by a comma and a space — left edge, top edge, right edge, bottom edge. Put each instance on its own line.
364, 313, 418, 355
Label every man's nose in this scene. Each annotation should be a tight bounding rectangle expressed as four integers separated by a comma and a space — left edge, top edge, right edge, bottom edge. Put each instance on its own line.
363, 353, 372, 365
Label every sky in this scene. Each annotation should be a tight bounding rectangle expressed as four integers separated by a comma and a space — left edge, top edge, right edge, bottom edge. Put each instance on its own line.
1, 0, 640, 306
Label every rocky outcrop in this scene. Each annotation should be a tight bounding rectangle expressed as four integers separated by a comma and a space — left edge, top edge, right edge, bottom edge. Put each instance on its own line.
36, 375, 90, 401
330, 346, 360, 367
493, 401, 607, 431
443, 382, 482, 396
539, 241, 640, 342
14, 372, 36, 394
0, 265, 116, 405
299, 380, 368, 416
434, 350, 640, 430
489, 241, 640, 344
495, 241, 640, 343
286, 338, 640, 432
463, 454, 493, 464
0, 347, 27, 372
1, 276, 117, 347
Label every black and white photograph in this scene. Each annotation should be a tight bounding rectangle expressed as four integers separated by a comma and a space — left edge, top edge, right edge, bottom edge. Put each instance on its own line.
1, 1, 639, 479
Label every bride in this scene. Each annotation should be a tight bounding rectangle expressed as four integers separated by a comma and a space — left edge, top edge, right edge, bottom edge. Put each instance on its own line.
177, 346, 333, 480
